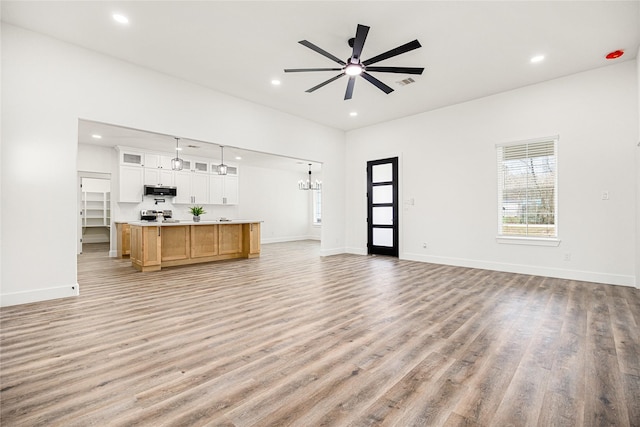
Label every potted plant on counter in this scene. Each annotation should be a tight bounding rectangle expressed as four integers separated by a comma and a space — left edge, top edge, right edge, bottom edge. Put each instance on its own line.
189, 206, 206, 222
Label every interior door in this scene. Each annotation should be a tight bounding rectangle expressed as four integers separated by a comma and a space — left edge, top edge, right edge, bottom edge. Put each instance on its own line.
367, 157, 399, 257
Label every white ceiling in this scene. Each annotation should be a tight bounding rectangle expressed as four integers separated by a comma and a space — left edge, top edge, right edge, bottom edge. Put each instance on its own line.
3, 1, 638, 133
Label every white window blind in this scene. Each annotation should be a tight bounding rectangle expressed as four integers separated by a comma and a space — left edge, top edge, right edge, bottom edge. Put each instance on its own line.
497, 137, 557, 238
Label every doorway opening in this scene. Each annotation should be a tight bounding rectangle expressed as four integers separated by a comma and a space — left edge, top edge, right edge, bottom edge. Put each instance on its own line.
78, 173, 112, 255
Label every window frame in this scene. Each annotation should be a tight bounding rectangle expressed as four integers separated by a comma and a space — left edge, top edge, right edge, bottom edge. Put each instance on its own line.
496, 136, 560, 247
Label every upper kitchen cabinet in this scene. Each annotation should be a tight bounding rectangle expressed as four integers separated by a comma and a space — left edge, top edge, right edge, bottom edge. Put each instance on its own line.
144, 168, 173, 187
174, 171, 209, 205
118, 148, 144, 167
119, 165, 144, 203
182, 158, 209, 174
144, 153, 173, 170
209, 164, 239, 205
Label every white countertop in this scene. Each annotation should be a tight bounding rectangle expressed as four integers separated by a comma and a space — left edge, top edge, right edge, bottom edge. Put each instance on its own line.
128, 219, 262, 226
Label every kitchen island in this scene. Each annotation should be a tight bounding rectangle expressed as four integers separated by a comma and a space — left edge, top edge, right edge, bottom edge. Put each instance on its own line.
128, 220, 261, 272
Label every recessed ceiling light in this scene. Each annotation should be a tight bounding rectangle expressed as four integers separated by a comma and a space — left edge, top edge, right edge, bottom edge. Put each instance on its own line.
175, 147, 183, 151
112, 14, 129, 24
349, 112, 358, 117
605, 50, 624, 60
271, 79, 281, 86
530, 55, 545, 64
235, 156, 242, 160
91, 134, 102, 139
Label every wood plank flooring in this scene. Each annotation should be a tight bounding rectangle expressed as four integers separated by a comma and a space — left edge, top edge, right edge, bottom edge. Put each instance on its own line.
1, 241, 639, 426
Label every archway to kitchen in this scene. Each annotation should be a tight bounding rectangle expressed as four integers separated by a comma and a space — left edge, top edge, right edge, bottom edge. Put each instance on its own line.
77, 119, 323, 269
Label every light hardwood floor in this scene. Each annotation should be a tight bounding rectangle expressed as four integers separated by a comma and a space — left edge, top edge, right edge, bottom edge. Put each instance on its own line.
1, 241, 639, 426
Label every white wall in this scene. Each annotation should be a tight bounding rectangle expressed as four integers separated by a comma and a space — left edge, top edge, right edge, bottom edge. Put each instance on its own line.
238, 165, 314, 243
1, 25, 346, 306
637, 45, 640, 289
346, 61, 638, 287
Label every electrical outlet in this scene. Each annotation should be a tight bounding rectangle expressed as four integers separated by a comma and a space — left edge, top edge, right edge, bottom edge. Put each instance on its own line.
602, 191, 609, 200
563, 253, 571, 261
422, 242, 427, 249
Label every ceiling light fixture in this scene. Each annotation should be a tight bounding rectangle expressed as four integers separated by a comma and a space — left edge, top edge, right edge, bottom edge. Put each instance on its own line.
217, 146, 228, 175
91, 134, 102, 139
298, 163, 321, 191
345, 63, 363, 76
605, 50, 624, 60
530, 55, 545, 63
171, 137, 184, 171
349, 112, 358, 117
271, 79, 281, 85
112, 13, 129, 24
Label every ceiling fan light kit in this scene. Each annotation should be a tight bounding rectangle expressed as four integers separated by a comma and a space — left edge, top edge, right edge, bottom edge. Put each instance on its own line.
284, 24, 424, 100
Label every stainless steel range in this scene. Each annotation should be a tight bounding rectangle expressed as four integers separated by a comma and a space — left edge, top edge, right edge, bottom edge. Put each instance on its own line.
140, 209, 173, 222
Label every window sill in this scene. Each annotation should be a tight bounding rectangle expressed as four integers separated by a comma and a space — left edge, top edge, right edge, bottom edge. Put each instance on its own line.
496, 236, 560, 247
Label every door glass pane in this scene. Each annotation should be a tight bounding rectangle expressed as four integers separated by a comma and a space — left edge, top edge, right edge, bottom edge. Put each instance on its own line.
373, 228, 393, 247
372, 185, 393, 204
372, 206, 393, 225
372, 163, 392, 183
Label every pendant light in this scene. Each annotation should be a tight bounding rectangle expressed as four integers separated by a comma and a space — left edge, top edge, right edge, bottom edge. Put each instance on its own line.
298, 163, 322, 190
217, 145, 228, 175
171, 137, 184, 171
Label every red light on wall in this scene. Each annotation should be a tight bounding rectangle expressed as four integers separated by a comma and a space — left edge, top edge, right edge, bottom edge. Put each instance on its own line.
605, 50, 624, 60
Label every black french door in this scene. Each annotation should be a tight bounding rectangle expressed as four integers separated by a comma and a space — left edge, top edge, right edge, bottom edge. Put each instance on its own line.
367, 157, 399, 257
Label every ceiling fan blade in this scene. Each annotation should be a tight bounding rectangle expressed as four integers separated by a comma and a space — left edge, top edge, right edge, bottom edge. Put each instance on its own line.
362, 40, 422, 66
361, 72, 394, 94
350, 24, 370, 62
365, 66, 424, 75
305, 73, 345, 93
299, 40, 346, 65
344, 77, 356, 100
285, 68, 344, 73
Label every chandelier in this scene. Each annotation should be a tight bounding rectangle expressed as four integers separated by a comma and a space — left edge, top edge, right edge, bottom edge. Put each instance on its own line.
298, 163, 321, 190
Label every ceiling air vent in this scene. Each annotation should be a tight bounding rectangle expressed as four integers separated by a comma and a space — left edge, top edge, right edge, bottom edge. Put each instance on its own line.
396, 77, 415, 87
187, 144, 199, 149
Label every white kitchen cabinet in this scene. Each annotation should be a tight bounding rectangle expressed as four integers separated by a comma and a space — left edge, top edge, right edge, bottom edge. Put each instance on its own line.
144, 153, 173, 170
224, 175, 239, 205
119, 165, 144, 203
144, 168, 174, 187
209, 173, 238, 205
174, 171, 209, 204
119, 149, 144, 166
182, 158, 209, 173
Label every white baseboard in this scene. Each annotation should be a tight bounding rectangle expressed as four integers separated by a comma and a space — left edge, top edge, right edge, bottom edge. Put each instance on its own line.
1, 283, 80, 307
320, 247, 346, 256
109, 250, 118, 258
261, 235, 320, 244
402, 252, 636, 288
345, 247, 368, 256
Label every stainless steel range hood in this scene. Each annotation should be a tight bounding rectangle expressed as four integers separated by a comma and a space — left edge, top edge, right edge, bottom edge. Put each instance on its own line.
144, 185, 177, 197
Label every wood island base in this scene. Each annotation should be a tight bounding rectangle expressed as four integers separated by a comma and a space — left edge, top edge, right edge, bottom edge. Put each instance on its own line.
129, 222, 260, 272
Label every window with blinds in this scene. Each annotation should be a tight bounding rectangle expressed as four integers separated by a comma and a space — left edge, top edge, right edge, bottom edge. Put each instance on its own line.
497, 137, 557, 238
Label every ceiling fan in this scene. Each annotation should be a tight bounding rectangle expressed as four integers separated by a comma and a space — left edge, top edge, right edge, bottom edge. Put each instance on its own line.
284, 24, 424, 100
